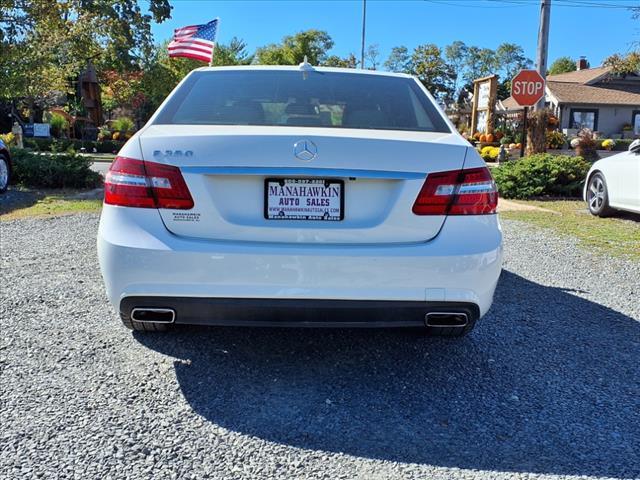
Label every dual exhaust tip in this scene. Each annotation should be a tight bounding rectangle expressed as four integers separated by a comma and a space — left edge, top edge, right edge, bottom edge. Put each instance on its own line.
424, 312, 468, 328
131, 308, 176, 324
130, 307, 468, 328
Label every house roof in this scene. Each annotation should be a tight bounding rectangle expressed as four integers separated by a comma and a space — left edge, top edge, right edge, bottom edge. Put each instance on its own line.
546, 81, 640, 106
546, 66, 611, 84
499, 65, 640, 110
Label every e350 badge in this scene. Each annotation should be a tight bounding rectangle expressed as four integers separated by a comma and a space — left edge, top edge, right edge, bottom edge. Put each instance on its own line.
153, 150, 194, 158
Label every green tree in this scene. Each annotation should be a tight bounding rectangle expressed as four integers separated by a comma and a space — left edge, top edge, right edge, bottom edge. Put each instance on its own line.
384, 46, 411, 73
0, 0, 171, 120
322, 54, 357, 68
410, 44, 456, 103
444, 41, 468, 97
604, 51, 640, 76
462, 47, 496, 84
255, 30, 334, 65
365, 44, 381, 70
548, 56, 576, 75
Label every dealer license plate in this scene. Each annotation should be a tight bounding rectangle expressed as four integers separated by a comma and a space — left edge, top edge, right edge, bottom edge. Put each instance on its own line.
264, 178, 344, 221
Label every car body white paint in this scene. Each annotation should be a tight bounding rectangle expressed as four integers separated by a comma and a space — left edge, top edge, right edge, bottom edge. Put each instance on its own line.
98, 66, 503, 327
584, 147, 640, 214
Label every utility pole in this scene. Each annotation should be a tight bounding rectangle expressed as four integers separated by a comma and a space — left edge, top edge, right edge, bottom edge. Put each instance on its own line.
360, 0, 367, 69
535, 0, 551, 110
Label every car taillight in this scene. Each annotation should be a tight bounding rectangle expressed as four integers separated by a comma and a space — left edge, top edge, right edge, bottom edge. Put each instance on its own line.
104, 156, 194, 209
412, 167, 497, 215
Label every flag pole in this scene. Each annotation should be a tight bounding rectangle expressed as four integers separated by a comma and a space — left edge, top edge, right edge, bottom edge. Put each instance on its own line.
360, 0, 366, 69
209, 18, 220, 67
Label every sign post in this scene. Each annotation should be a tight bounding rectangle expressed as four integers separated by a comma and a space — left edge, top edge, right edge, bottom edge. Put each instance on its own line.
511, 69, 546, 156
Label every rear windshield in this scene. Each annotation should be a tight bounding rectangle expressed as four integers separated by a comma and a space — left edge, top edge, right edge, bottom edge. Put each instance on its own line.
153, 70, 450, 133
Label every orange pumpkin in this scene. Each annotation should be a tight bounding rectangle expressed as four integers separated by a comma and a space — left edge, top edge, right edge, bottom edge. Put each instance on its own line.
515, 142, 522, 149
485, 133, 494, 143
479, 134, 488, 143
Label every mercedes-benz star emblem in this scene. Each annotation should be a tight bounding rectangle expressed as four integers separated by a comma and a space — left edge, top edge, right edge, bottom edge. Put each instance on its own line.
293, 140, 317, 161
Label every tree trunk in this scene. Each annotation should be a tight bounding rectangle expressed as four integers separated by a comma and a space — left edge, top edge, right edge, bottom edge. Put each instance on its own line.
526, 108, 549, 156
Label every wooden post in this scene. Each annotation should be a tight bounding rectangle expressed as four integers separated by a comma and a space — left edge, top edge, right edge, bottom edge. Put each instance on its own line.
520, 106, 528, 158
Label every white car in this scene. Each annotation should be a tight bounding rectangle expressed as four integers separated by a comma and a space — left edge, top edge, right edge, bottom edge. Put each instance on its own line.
97, 65, 502, 336
584, 139, 640, 216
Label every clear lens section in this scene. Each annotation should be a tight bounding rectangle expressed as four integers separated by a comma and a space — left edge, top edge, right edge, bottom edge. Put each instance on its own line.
105, 172, 148, 187
412, 167, 497, 215
150, 177, 172, 189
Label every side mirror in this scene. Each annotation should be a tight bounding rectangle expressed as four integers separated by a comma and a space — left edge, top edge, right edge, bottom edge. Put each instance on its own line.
629, 138, 640, 154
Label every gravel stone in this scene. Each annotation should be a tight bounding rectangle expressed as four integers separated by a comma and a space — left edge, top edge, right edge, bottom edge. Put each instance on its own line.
1, 213, 639, 479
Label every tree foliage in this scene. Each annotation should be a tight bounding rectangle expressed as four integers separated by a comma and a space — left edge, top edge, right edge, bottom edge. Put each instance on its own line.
0, 0, 172, 120
548, 56, 576, 75
604, 51, 640, 76
255, 30, 334, 65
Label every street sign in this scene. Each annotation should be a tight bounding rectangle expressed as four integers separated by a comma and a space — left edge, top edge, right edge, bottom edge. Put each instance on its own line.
511, 69, 545, 106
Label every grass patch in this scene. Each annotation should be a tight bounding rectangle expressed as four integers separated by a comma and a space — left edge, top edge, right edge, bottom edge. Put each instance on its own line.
0, 190, 102, 221
501, 200, 640, 260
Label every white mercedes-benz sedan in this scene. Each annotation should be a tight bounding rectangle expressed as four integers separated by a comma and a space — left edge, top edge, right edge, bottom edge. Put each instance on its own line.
584, 139, 640, 217
97, 65, 502, 336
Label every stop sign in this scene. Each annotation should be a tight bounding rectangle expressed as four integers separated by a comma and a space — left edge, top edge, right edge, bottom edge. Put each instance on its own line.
511, 69, 546, 106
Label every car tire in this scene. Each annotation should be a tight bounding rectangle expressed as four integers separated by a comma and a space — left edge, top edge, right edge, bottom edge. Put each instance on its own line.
120, 314, 172, 332
586, 172, 614, 217
0, 154, 10, 193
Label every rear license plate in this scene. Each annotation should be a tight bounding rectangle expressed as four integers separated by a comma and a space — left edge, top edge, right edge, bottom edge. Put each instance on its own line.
265, 178, 344, 221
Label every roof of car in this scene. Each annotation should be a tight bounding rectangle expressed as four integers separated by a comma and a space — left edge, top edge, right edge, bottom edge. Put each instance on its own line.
194, 64, 415, 79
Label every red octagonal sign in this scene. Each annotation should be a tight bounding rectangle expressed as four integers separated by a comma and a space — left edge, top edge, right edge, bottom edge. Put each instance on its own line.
511, 69, 546, 106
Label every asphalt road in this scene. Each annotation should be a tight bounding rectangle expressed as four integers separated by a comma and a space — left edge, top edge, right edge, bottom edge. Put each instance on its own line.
1, 214, 639, 479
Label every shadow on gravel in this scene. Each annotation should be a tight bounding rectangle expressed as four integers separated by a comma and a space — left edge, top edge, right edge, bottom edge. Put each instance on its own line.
134, 271, 640, 478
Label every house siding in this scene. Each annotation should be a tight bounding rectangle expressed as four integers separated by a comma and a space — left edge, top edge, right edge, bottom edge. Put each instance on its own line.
560, 104, 639, 135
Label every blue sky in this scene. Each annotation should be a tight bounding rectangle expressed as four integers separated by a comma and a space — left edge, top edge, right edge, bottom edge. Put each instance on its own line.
152, 0, 639, 68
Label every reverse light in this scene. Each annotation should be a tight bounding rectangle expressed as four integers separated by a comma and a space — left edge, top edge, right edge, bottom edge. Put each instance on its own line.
104, 156, 194, 209
412, 167, 497, 215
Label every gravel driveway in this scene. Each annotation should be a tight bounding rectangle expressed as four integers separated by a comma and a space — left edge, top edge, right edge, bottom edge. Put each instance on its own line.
1, 214, 639, 479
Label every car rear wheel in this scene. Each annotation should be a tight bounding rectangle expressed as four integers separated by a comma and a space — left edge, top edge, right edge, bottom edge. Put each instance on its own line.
0, 154, 10, 193
586, 172, 614, 217
120, 314, 172, 332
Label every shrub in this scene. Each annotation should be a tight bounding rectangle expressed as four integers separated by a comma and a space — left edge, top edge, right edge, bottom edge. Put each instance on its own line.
10, 149, 103, 189
49, 113, 69, 138
492, 154, 590, 199
112, 117, 135, 133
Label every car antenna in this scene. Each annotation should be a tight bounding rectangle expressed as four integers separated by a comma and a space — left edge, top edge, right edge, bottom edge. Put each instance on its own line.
299, 55, 314, 80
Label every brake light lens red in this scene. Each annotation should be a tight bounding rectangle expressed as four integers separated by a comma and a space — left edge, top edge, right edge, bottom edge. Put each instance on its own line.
104, 156, 194, 209
412, 167, 498, 215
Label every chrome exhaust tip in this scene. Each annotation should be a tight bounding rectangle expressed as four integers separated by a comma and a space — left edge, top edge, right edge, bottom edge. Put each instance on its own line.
131, 308, 176, 324
425, 312, 468, 328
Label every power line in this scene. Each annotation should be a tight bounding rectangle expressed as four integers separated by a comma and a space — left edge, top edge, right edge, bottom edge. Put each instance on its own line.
424, 0, 638, 8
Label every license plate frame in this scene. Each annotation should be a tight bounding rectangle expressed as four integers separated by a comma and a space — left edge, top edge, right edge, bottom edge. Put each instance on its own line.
264, 177, 345, 221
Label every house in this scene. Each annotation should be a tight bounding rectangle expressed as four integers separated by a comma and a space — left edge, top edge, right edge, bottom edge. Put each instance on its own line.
499, 58, 640, 138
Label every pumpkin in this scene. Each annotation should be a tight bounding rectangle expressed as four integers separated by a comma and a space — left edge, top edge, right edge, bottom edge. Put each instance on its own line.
515, 142, 522, 149
112, 131, 121, 141
485, 133, 494, 143
509, 143, 516, 149
479, 134, 488, 143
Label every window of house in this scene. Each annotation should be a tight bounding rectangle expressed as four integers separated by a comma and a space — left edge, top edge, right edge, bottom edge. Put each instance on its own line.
569, 109, 598, 131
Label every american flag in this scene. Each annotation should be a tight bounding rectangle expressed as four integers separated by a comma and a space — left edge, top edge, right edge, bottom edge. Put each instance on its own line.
168, 18, 219, 63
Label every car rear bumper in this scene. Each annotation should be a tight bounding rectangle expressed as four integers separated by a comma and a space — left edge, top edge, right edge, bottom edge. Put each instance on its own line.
120, 297, 480, 328
98, 205, 503, 325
